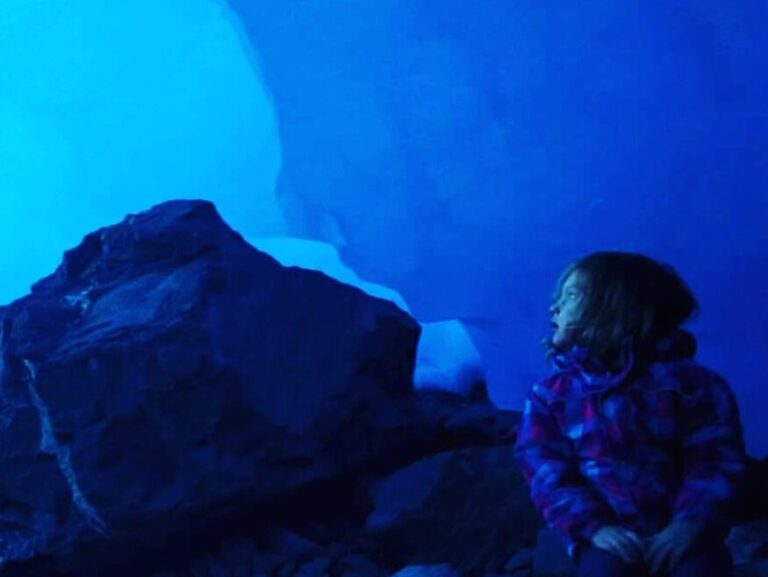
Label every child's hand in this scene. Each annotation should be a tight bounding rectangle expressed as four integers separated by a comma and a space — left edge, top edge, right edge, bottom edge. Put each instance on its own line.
590, 525, 645, 564
644, 519, 701, 574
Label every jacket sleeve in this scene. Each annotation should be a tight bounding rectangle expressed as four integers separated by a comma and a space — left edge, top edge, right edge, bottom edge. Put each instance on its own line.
671, 369, 746, 530
513, 386, 617, 543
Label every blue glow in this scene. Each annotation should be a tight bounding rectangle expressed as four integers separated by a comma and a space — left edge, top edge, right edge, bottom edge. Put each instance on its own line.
2, 0, 766, 455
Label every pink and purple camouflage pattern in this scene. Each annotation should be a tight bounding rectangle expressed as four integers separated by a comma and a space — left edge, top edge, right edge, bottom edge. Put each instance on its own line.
513, 331, 746, 558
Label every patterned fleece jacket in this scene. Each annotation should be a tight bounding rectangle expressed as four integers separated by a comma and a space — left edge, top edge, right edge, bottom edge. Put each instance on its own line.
513, 330, 746, 558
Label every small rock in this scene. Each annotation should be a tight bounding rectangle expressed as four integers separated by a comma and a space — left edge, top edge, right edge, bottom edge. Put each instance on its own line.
366, 447, 538, 573
295, 557, 331, 577
333, 552, 388, 577
503, 548, 533, 576
217, 536, 258, 577
532, 528, 576, 577
269, 529, 325, 558
734, 559, 768, 577
389, 565, 460, 577
728, 521, 768, 565
251, 550, 285, 576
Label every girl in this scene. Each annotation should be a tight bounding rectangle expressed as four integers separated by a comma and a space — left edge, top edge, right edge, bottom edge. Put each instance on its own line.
513, 252, 746, 577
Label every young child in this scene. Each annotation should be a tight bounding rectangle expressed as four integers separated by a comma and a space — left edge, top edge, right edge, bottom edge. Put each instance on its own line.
513, 251, 746, 577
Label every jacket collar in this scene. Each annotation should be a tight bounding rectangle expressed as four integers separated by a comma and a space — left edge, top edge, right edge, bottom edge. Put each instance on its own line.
551, 329, 696, 393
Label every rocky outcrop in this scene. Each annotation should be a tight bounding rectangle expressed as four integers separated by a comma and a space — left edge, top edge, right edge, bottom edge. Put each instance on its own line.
366, 447, 538, 574
0, 200, 422, 575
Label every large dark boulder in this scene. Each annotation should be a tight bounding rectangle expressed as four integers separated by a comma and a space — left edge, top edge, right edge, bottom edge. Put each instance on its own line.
0, 200, 420, 575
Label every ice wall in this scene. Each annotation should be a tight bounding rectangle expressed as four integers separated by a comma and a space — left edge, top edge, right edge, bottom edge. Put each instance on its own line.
223, 0, 768, 455
1, 0, 766, 454
0, 0, 283, 302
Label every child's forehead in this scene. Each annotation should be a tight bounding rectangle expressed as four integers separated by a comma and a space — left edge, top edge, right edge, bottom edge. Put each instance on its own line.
566, 270, 589, 286
558, 269, 590, 292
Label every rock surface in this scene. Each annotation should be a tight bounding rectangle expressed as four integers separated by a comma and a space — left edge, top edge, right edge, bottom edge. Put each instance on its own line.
0, 200, 420, 575
366, 446, 537, 574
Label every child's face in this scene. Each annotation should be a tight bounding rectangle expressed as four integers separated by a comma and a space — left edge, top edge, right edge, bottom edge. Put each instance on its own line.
550, 270, 589, 350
